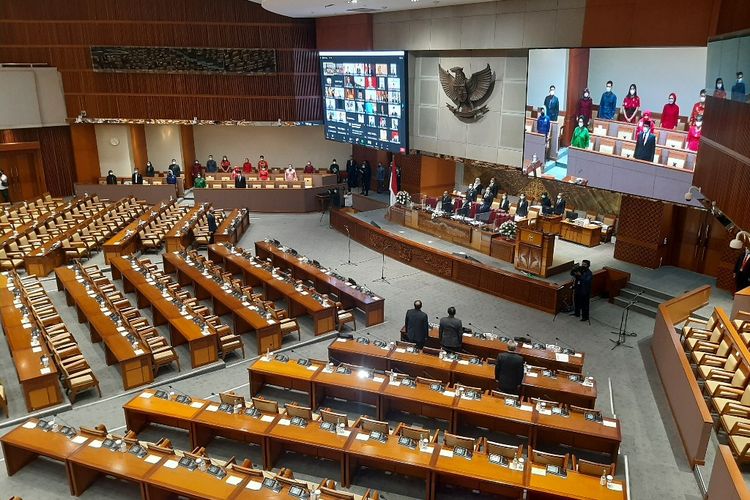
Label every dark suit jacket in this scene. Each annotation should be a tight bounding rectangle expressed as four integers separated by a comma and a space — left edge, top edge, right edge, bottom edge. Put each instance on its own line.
106, 174, 117, 185
440, 196, 453, 212
735, 252, 750, 290
207, 213, 217, 233
499, 197, 510, 211
634, 132, 656, 161
438, 316, 462, 349
404, 309, 429, 345
553, 199, 566, 215
495, 352, 525, 394
235, 176, 247, 188
540, 197, 552, 215
132, 173, 143, 185
517, 199, 529, 217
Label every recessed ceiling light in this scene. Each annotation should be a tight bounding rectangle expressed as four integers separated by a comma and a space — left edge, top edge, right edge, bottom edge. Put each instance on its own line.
347, 0, 358, 4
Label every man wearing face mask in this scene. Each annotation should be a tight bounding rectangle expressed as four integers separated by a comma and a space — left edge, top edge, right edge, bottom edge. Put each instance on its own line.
536, 105, 551, 153
553, 193, 566, 216
690, 89, 706, 125
543, 85, 559, 122
599, 81, 617, 120
660, 93, 680, 130
576, 88, 593, 127
713, 78, 726, 99
732, 72, 746, 102
634, 120, 656, 161
205, 155, 217, 173
686, 115, 703, 152
516, 193, 529, 219
570, 116, 590, 149
621, 84, 641, 123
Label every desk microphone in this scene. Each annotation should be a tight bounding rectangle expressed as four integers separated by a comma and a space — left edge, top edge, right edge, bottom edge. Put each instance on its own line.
493, 324, 511, 339
168, 385, 192, 404
50, 413, 74, 431
554, 337, 577, 353
366, 330, 393, 348
525, 332, 547, 348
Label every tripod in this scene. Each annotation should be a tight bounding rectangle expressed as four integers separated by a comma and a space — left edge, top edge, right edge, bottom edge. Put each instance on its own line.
610, 291, 642, 350
372, 243, 391, 284
341, 225, 357, 267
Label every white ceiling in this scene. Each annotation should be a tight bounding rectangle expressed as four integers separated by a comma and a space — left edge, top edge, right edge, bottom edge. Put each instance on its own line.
257, 0, 496, 18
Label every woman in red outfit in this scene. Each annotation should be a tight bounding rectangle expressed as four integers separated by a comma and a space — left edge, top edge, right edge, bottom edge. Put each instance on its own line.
242, 157, 253, 173
220, 155, 231, 172
686, 115, 702, 152
713, 78, 726, 99
636, 110, 653, 137
621, 84, 640, 123
576, 88, 593, 126
258, 165, 270, 181
689, 89, 706, 125
660, 93, 679, 130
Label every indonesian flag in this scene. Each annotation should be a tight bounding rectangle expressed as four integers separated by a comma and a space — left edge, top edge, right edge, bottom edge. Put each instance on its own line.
389, 161, 398, 205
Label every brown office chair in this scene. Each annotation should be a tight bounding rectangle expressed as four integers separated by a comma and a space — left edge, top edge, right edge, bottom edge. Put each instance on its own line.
60, 364, 101, 403
486, 440, 523, 460
151, 344, 181, 375
530, 447, 569, 469
219, 391, 245, 407
217, 326, 245, 360
572, 454, 615, 476
274, 309, 301, 342
334, 301, 356, 332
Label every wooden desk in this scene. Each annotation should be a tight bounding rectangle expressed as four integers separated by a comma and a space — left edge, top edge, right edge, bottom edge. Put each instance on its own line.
164, 204, 210, 253
539, 215, 562, 235
102, 200, 177, 264
213, 208, 250, 244
312, 364, 387, 411
430, 444, 525, 498
54, 265, 154, 390
560, 220, 602, 247
380, 379, 457, 425
123, 389, 208, 433
144, 456, 246, 500
162, 252, 282, 352
248, 356, 321, 406
252, 241, 385, 327
194, 183, 342, 212
110, 256, 219, 368
0, 418, 86, 486
208, 244, 337, 335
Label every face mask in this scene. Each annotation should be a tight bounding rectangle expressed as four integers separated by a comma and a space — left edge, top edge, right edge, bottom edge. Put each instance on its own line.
578, 122, 584, 127
630, 89, 635, 95
739, 78, 744, 82
550, 90, 555, 96
584, 93, 589, 98
643, 128, 649, 135
696, 121, 703, 127
700, 96, 706, 103
718, 83, 723, 89
606, 86, 612, 91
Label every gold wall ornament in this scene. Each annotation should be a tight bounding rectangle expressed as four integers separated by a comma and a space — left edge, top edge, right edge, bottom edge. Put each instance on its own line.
439, 64, 495, 121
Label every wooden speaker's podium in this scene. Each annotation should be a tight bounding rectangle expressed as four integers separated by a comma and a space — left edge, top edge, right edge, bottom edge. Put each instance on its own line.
514, 224, 556, 277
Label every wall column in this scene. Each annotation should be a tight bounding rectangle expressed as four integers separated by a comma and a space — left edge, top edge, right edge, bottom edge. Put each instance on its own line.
70, 124, 100, 184
180, 125, 196, 188
562, 48, 590, 147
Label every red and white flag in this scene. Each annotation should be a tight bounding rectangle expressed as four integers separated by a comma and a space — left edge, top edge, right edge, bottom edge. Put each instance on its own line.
389, 161, 398, 205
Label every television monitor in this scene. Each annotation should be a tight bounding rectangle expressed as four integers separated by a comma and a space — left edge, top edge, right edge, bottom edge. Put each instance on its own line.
319, 51, 408, 154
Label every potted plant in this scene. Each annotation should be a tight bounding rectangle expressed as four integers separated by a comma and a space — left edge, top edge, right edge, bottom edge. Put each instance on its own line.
498, 220, 517, 240
395, 191, 411, 207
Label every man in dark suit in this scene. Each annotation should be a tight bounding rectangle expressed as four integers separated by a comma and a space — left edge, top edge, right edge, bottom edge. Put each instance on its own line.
346, 157, 357, 192
516, 194, 529, 218
235, 172, 247, 188
734, 249, 750, 292
106, 170, 117, 184
570, 260, 593, 321
553, 193, 566, 215
540, 192, 552, 215
440, 191, 454, 212
131, 168, 143, 185
404, 300, 429, 349
499, 193, 510, 212
207, 210, 217, 244
495, 341, 525, 395
634, 120, 656, 161
478, 188, 493, 214
439, 306, 462, 353
168, 159, 181, 177
360, 161, 371, 196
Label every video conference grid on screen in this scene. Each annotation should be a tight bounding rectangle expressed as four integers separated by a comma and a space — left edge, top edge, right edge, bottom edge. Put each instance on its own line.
319, 51, 407, 154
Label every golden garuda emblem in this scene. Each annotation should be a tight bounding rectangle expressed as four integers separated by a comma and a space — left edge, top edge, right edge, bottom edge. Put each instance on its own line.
438, 64, 495, 120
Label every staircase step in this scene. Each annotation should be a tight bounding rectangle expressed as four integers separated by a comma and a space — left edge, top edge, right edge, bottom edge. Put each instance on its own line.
618, 288, 664, 309
622, 283, 674, 301
613, 297, 658, 318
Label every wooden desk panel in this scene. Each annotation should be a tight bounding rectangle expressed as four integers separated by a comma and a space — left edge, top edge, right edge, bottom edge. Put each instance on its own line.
430, 444, 525, 498
123, 389, 208, 433
560, 221, 602, 247
248, 357, 321, 405
213, 208, 250, 245
194, 184, 342, 212
164, 204, 211, 253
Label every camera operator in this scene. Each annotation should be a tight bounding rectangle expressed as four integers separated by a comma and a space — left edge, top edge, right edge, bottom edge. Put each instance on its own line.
570, 260, 592, 322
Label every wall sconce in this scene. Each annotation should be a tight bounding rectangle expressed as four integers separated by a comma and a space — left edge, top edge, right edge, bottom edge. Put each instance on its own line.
730, 231, 750, 250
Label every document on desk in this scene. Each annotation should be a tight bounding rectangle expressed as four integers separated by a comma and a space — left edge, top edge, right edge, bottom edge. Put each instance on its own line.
602, 419, 617, 428
206, 405, 219, 412
355, 433, 369, 441
373, 376, 385, 383
608, 482, 624, 491
145, 454, 161, 464
71, 435, 87, 444
260, 415, 275, 423
439, 449, 454, 458
278, 419, 291, 426
421, 446, 434, 454
190, 401, 204, 408
163, 459, 179, 469
555, 353, 569, 362
88, 439, 103, 448
246, 480, 262, 490
443, 390, 456, 397
531, 467, 547, 476
139, 391, 154, 399
22, 421, 37, 429
40, 367, 51, 375
225, 475, 243, 485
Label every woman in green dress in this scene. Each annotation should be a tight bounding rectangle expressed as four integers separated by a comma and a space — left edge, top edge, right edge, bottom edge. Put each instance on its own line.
570, 116, 590, 149
193, 173, 206, 188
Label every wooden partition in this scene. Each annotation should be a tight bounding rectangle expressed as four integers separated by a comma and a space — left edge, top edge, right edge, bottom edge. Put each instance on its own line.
74, 183, 178, 205
651, 285, 713, 468
331, 209, 569, 314
706, 445, 750, 500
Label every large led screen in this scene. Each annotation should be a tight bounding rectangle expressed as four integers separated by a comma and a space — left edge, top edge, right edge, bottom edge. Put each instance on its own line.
319, 51, 408, 154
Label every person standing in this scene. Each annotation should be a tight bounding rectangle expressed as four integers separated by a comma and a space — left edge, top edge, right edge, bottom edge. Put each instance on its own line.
220, 156, 231, 173
329, 159, 340, 183
731, 72, 746, 102
494, 341, 525, 395
543, 85, 559, 122
634, 120, 656, 161
191, 160, 202, 183
205, 155, 217, 173
360, 161, 371, 196
536, 106, 551, 139
395, 164, 402, 192
169, 159, 181, 177
660, 93, 680, 130
713, 78, 726, 99
242, 157, 253, 174
145, 161, 155, 177
553, 193, 566, 215
734, 248, 750, 292
575, 88, 593, 126
404, 300, 429, 350
570, 260, 593, 322
166, 170, 177, 184
304, 161, 315, 174
440, 191, 454, 212
516, 193, 529, 218
131, 168, 143, 185
621, 84, 641, 123
193, 173, 206, 188
257, 155, 269, 172
235, 171, 247, 188
540, 192, 552, 215
346, 157, 357, 193
438, 306, 462, 353
376, 162, 385, 193
689, 89, 706, 125
285, 164, 298, 181
598, 81, 617, 120
0, 169, 9, 202
106, 170, 118, 185
207, 210, 217, 244
570, 116, 590, 149
686, 115, 703, 152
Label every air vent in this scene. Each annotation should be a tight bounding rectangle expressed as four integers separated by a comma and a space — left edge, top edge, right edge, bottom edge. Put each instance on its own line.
346, 7, 380, 12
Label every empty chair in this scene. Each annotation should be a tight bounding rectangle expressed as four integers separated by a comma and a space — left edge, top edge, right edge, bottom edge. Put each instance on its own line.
573, 455, 615, 476
217, 325, 245, 360
530, 447, 569, 469
151, 345, 181, 375
60, 364, 102, 403
274, 309, 301, 342
334, 301, 356, 332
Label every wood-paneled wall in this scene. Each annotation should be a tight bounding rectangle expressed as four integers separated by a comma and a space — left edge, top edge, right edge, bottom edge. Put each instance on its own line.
614, 195, 672, 269
692, 97, 750, 231
316, 14, 373, 51
0, 126, 75, 196
0, 0, 320, 121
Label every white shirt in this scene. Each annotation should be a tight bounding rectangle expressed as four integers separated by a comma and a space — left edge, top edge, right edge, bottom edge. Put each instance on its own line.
0, 174, 7, 190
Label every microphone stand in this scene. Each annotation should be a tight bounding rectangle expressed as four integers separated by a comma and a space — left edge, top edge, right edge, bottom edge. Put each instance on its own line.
341, 225, 357, 267
372, 242, 391, 284
610, 291, 642, 350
